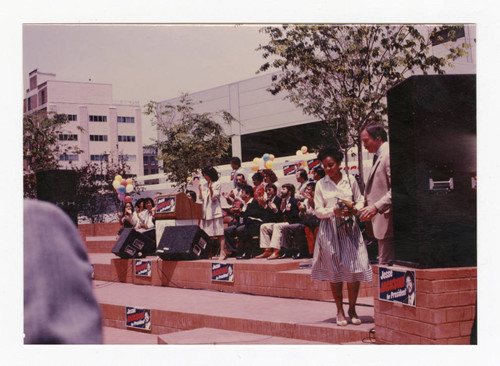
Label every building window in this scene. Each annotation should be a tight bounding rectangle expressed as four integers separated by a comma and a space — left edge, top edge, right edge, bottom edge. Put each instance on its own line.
89, 115, 107, 122
144, 168, 149, 175
39, 89, 47, 105
60, 154, 79, 162
143, 156, 149, 164
119, 154, 136, 162
118, 135, 136, 142
59, 134, 78, 141
89, 134, 108, 142
90, 154, 109, 162
66, 114, 77, 121
117, 116, 135, 123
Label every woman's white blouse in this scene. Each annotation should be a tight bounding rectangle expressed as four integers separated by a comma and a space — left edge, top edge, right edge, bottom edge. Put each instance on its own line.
314, 174, 364, 219
201, 181, 223, 220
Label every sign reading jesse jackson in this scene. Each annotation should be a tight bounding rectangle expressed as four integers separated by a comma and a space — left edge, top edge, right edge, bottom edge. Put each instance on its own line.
379, 267, 416, 307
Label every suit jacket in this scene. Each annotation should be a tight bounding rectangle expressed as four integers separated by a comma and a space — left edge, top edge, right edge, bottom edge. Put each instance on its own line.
263, 195, 282, 223
280, 196, 301, 224
241, 198, 266, 225
364, 142, 393, 240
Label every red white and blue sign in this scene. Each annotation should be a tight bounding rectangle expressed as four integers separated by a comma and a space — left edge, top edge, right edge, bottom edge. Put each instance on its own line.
283, 164, 298, 176
135, 259, 152, 277
307, 158, 320, 172
379, 267, 416, 307
126, 307, 152, 330
156, 196, 176, 214
211, 263, 234, 282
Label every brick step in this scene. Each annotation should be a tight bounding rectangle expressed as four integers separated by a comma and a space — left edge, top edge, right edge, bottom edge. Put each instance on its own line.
85, 236, 117, 253
157, 327, 329, 345
88, 253, 374, 301
94, 281, 375, 344
102, 326, 159, 344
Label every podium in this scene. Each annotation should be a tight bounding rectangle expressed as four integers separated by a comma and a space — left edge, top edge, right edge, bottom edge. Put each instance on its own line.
155, 193, 202, 247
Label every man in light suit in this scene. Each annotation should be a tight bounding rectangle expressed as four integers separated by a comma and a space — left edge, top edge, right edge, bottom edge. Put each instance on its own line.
358, 122, 394, 264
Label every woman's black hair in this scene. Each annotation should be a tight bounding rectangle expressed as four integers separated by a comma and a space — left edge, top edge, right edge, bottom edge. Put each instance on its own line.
317, 145, 344, 164
135, 198, 144, 209
201, 166, 219, 182
313, 166, 325, 178
252, 172, 264, 183
143, 197, 155, 207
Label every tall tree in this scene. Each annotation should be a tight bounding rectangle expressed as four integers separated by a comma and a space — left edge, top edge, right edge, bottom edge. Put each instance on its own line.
23, 111, 82, 197
257, 25, 470, 184
145, 93, 235, 190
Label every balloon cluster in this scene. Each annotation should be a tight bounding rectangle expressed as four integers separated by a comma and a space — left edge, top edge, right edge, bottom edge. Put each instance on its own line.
251, 153, 275, 171
112, 175, 134, 202
296, 146, 309, 168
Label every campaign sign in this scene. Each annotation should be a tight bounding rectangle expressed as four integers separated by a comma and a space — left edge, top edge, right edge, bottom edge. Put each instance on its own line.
379, 267, 416, 307
126, 307, 152, 331
135, 259, 152, 277
307, 158, 320, 172
156, 196, 176, 214
211, 262, 234, 282
283, 163, 298, 176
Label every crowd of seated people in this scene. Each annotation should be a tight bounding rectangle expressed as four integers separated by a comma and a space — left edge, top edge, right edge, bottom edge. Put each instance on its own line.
214, 158, 320, 260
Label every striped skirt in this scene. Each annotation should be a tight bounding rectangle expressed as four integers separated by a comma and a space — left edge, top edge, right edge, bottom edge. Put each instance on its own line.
311, 216, 372, 283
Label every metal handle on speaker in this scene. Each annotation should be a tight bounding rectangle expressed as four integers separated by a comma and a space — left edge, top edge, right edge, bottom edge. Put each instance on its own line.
429, 178, 454, 192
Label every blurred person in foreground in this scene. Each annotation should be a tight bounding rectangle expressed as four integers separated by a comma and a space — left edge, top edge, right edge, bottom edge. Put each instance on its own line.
24, 199, 103, 344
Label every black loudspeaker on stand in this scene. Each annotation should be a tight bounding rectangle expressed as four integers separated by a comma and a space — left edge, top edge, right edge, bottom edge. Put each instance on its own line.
387, 74, 476, 268
156, 225, 212, 261
36, 169, 78, 225
112, 228, 157, 259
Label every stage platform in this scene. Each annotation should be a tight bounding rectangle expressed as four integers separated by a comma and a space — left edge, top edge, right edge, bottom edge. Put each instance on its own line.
85, 231, 376, 345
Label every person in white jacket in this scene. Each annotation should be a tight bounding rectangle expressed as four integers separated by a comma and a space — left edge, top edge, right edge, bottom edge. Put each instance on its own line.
199, 166, 227, 260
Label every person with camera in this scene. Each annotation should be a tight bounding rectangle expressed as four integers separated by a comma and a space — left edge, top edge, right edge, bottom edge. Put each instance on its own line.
311, 146, 372, 327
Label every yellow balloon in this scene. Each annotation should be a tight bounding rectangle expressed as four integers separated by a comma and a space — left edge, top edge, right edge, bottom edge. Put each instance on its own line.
187, 177, 192, 182
301, 161, 308, 167
251, 164, 259, 171
114, 175, 123, 182
265, 160, 274, 169
253, 157, 259, 165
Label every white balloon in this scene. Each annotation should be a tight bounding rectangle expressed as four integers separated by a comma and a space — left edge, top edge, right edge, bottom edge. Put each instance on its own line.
126, 184, 134, 193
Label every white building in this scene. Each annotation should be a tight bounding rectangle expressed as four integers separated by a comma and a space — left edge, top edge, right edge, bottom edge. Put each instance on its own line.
156, 25, 476, 164
24, 69, 144, 177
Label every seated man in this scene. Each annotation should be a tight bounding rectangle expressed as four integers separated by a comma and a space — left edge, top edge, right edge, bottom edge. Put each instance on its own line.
280, 182, 319, 259
257, 183, 301, 260
294, 168, 309, 201
223, 185, 266, 259
222, 173, 246, 225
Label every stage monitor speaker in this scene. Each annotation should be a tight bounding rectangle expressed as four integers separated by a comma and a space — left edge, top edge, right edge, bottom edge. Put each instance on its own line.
112, 228, 157, 259
36, 169, 78, 225
156, 225, 212, 261
387, 74, 476, 268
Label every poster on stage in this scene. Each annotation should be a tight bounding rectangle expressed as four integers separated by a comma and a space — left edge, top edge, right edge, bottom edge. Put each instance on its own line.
126, 307, 152, 331
283, 163, 298, 176
135, 259, 152, 277
156, 195, 176, 214
211, 262, 234, 282
307, 158, 320, 172
379, 266, 416, 307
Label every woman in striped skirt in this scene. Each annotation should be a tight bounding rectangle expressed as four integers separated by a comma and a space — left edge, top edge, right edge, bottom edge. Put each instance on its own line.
311, 146, 372, 326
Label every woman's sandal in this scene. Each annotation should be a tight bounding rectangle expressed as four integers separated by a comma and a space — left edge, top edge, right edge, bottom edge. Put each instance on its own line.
348, 311, 362, 325
336, 313, 348, 327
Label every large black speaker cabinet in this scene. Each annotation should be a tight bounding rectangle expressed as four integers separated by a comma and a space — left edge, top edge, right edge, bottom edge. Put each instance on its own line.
36, 169, 78, 225
156, 225, 212, 261
387, 74, 476, 268
112, 228, 157, 259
